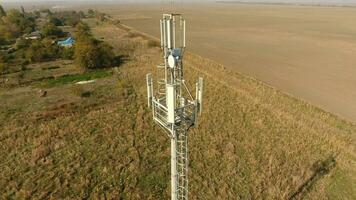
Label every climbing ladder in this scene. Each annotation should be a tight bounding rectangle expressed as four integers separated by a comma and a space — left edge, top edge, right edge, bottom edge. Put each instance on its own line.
176, 125, 189, 200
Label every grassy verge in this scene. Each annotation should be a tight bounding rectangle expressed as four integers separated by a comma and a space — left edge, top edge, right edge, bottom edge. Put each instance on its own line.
41, 70, 112, 87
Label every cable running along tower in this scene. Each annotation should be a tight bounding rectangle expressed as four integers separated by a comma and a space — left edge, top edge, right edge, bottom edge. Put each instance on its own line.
146, 14, 203, 200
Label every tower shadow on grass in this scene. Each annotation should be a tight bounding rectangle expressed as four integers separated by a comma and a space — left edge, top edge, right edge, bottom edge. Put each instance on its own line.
288, 155, 337, 200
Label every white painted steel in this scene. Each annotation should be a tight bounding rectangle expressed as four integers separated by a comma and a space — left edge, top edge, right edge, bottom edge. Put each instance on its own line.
173, 17, 176, 48
198, 77, 203, 115
146, 14, 204, 200
146, 73, 153, 108
160, 19, 163, 48
183, 20, 186, 48
171, 134, 178, 200
167, 84, 176, 123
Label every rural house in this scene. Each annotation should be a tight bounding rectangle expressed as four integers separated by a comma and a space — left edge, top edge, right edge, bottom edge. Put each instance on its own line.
24, 31, 42, 40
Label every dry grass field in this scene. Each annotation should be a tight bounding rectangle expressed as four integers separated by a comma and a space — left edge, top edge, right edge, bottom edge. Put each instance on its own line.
0, 16, 355, 199
92, 3, 356, 122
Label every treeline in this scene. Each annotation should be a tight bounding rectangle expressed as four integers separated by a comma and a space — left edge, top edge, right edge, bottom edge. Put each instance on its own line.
47, 10, 85, 27
0, 5, 116, 73
0, 5, 76, 71
0, 5, 94, 45
0, 39, 74, 73
0, 5, 35, 45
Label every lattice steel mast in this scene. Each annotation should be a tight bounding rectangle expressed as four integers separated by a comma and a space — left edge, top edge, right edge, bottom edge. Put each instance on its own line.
146, 14, 203, 200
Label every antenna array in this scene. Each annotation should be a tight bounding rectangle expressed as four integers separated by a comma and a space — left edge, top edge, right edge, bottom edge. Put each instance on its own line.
146, 14, 203, 200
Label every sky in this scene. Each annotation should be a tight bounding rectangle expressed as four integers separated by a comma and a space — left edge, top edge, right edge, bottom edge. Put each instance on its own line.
2, 0, 356, 4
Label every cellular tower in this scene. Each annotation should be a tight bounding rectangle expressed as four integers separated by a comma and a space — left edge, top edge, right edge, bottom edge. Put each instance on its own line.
146, 14, 203, 200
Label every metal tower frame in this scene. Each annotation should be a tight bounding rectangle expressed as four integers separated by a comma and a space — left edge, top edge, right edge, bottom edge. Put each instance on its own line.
146, 14, 203, 200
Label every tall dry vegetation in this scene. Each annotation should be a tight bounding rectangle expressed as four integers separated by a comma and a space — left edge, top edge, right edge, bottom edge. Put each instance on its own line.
0, 19, 355, 199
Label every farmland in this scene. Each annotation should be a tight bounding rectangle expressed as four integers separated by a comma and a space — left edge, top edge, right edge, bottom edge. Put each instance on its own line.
0, 3, 355, 200
98, 3, 356, 122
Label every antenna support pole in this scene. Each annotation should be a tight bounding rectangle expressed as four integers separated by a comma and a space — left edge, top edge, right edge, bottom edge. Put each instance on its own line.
146, 14, 203, 200
171, 131, 178, 200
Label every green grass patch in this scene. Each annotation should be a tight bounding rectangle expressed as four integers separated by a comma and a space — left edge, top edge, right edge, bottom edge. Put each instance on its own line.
327, 168, 356, 200
42, 70, 112, 87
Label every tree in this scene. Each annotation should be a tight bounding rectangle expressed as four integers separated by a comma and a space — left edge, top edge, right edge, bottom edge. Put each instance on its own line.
73, 21, 115, 70
96, 13, 106, 22
33, 10, 40, 18
74, 22, 91, 39
87, 9, 95, 18
64, 16, 80, 27
42, 38, 60, 57
3, 9, 25, 25
0, 37, 6, 45
42, 22, 63, 37
0, 9, 35, 41
74, 37, 100, 70
97, 42, 115, 67
24, 39, 62, 63
0, 5, 6, 18
74, 36, 115, 70
0, 21, 22, 40
40, 9, 52, 16
25, 40, 44, 62
78, 11, 85, 19
0, 51, 6, 63
49, 17, 63, 26
15, 37, 29, 49
21, 6, 25, 15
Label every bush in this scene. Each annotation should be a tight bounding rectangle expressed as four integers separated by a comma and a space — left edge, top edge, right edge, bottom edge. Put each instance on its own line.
15, 37, 30, 49
147, 39, 160, 48
0, 63, 6, 73
25, 39, 62, 63
61, 47, 74, 59
25, 41, 43, 62
20, 64, 27, 71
